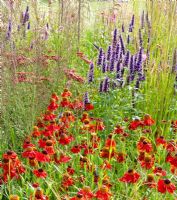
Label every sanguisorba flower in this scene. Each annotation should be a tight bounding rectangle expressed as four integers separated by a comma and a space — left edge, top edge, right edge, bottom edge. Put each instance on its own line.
33, 169, 47, 179
157, 179, 176, 194
119, 169, 140, 183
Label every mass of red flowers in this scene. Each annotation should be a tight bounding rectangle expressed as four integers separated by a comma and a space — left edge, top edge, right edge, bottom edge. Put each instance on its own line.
1, 89, 176, 199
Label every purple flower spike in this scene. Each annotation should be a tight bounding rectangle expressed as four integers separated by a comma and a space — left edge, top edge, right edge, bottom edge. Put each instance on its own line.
139, 29, 143, 47
141, 10, 145, 29
99, 81, 104, 92
84, 92, 90, 106
112, 28, 118, 50
110, 51, 116, 71
115, 43, 120, 61
124, 51, 130, 67
102, 56, 106, 73
119, 35, 125, 55
88, 63, 94, 83
122, 24, 125, 32
27, 22, 30, 30
103, 77, 110, 92
127, 35, 130, 44
97, 48, 103, 66
6, 20, 12, 40
135, 79, 140, 89
107, 46, 112, 61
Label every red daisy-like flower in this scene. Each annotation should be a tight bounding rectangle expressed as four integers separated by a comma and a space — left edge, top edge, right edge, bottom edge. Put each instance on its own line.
156, 136, 166, 146
140, 155, 154, 169
115, 152, 126, 163
36, 150, 50, 163
78, 186, 94, 199
153, 167, 166, 176
143, 115, 155, 126
119, 169, 140, 183
62, 89, 72, 97
105, 137, 116, 149
51, 92, 59, 101
47, 99, 59, 111
71, 145, 81, 154
157, 179, 176, 194
129, 119, 143, 130
95, 186, 111, 200
137, 137, 153, 153
33, 169, 47, 179
58, 134, 73, 145
114, 125, 124, 134
60, 97, 70, 107
84, 103, 94, 111
67, 166, 75, 175
166, 140, 176, 152
144, 174, 156, 188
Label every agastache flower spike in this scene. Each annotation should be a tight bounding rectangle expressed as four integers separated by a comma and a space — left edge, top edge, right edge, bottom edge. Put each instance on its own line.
112, 28, 118, 50
99, 81, 104, 92
122, 23, 125, 32
115, 43, 120, 61
124, 51, 130, 67
27, 22, 30, 30
139, 29, 143, 47
6, 20, 12, 40
119, 35, 125, 55
141, 10, 145, 29
97, 48, 103, 66
23, 6, 30, 25
127, 35, 130, 44
107, 46, 112, 61
102, 56, 106, 73
88, 63, 94, 83
110, 51, 116, 71
103, 77, 110, 92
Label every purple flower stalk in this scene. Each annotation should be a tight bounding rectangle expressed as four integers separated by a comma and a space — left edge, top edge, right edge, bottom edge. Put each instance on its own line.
103, 77, 110, 92
110, 51, 115, 71
88, 63, 94, 83
115, 43, 120, 61
23, 6, 29, 25
127, 35, 130, 44
102, 56, 106, 73
97, 48, 103, 66
99, 81, 104, 92
139, 29, 143, 47
112, 28, 118, 50
27, 22, 30, 30
107, 46, 112, 61
124, 51, 130, 67
141, 10, 145, 29
135, 79, 140, 89
122, 24, 125, 32
83, 92, 90, 106
119, 35, 125, 55
6, 20, 12, 40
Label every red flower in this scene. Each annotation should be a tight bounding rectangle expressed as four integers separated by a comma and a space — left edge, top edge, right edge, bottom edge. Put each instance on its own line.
58, 134, 73, 145
67, 166, 75, 175
166, 140, 176, 152
3, 150, 17, 160
36, 150, 50, 163
60, 97, 70, 107
95, 186, 111, 200
156, 136, 166, 146
157, 179, 176, 194
84, 103, 94, 111
115, 152, 126, 163
43, 112, 56, 121
105, 137, 116, 149
144, 174, 156, 188
119, 169, 140, 183
33, 169, 47, 179
143, 115, 155, 126
114, 125, 124, 134
153, 167, 166, 176
62, 174, 74, 188
78, 186, 94, 199
58, 154, 71, 163
51, 92, 59, 101
71, 145, 81, 154
167, 154, 177, 167
47, 99, 59, 111
140, 155, 154, 169
62, 89, 72, 97
129, 119, 143, 130
31, 126, 41, 137
137, 137, 153, 153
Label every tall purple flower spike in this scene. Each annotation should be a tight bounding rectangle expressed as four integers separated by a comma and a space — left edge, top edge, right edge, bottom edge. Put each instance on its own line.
88, 63, 94, 83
